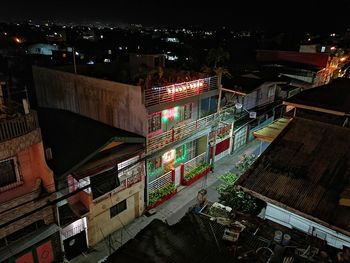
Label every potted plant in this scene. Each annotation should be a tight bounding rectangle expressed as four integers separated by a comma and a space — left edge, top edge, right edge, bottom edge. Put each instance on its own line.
147, 182, 177, 209
182, 163, 211, 185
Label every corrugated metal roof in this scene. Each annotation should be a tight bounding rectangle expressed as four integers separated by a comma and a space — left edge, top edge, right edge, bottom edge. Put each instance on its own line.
238, 118, 350, 235
285, 78, 350, 114
253, 117, 290, 142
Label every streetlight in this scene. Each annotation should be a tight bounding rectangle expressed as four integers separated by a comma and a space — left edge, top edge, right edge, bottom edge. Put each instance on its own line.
72, 47, 77, 74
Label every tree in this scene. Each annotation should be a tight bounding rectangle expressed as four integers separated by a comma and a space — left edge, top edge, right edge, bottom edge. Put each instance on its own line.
206, 47, 230, 69
217, 154, 262, 214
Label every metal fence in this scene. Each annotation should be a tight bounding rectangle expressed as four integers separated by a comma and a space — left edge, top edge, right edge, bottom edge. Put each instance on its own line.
148, 170, 173, 192
0, 111, 39, 142
147, 105, 237, 155
184, 152, 207, 175
147, 113, 217, 155
114, 164, 143, 193
144, 76, 218, 107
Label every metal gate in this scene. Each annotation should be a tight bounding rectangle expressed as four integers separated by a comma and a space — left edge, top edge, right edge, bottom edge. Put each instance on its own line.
63, 230, 88, 260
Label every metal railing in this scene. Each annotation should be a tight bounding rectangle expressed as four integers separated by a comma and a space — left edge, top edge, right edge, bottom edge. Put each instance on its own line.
147, 105, 237, 155
0, 110, 39, 142
147, 112, 217, 155
144, 76, 218, 107
148, 170, 172, 192
184, 152, 207, 175
114, 164, 143, 193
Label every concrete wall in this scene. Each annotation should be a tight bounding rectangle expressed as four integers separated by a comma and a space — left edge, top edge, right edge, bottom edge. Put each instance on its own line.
0, 140, 55, 204
33, 66, 148, 136
243, 83, 276, 110
0, 194, 56, 239
265, 203, 350, 249
86, 180, 144, 246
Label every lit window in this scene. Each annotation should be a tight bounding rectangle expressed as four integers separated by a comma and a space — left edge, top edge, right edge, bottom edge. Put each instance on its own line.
148, 112, 162, 133
110, 200, 127, 218
183, 103, 192, 120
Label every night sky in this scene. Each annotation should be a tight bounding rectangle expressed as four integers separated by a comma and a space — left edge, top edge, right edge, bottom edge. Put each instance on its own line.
1, 0, 350, 31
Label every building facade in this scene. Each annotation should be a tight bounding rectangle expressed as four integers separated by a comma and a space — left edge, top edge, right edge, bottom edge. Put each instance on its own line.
0, 107, 61, 263
33, 66, 222, 208
36, 108, 146, 260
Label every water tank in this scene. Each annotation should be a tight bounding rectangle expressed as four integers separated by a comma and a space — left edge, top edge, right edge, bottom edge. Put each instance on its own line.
274, 230, 283, 243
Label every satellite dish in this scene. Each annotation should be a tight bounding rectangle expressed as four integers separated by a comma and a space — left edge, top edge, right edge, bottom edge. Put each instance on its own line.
249, 111, 257, 118
235, 103, 243, 109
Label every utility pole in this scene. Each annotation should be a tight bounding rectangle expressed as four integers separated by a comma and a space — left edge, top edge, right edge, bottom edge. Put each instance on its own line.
72, 47, 77, 74
211, 72, 223, 170
211, 74, 247, 165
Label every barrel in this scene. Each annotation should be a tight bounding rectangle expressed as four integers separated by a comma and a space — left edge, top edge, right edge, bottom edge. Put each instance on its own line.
282, 234, 291, 245
274, 230, 283, 243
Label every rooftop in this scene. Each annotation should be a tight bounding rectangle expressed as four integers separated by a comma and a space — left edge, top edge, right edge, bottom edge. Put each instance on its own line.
37, 108, 144, 178
256, 50, 330, 68
285, 78, 350, 115
54, 63, 209, 88
106, 213, 232, 263
222, 75, 265, 93
238, 118, 350, 236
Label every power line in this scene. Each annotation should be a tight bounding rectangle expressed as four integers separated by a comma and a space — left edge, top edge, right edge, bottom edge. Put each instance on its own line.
0, 159, 145, 229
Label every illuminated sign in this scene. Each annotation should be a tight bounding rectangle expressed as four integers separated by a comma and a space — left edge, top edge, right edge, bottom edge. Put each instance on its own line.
162, 107, 179, 123
166, 79, 205, 94
163, 149, 175, 163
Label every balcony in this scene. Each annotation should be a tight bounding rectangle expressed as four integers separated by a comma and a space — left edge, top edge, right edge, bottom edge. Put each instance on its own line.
144, 76, 218, 108
147, 106, 237, 155
0, 110, 39, 143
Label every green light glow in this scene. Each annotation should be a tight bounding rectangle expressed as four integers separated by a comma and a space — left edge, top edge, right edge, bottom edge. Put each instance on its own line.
175, 144, 187, 164
162, 106, 180, 124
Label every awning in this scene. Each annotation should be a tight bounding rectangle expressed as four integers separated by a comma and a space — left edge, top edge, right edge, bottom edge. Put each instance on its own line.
253, 118, 290, 142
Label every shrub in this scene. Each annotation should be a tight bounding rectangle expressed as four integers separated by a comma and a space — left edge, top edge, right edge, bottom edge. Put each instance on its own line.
184, 163, 211, 180
148, 183, 176, 205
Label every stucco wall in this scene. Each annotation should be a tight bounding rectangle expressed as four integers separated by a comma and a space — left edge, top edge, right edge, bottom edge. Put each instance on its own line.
0, 138, 55, 204
33, 66, 148, 136
86, 180, 144, 246
0, 195, 56, 239
243, 83, 276, 110
265, 203, 350, 249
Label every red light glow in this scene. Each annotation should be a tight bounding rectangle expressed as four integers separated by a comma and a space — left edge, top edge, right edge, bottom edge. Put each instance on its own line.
167, 80, 204, 94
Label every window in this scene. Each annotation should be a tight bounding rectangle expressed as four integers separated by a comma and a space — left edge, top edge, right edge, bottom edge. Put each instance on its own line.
183, 103, 192, 121
175, 145, 187, 164
90, 167, 119, 200
148, 112, 162, 133
148, 156, 163, 179
0, 158, 20, 188
110, 200, 127, 218
149, 156, 162, 171
176, 145, 185, 159
186, 140, 197, 161
200, 96, 218, 117
268, 86, 275, 98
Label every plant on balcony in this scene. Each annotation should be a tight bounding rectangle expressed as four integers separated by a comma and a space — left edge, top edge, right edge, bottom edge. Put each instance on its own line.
184, 163, 211, 181
148, 182, 176, 206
